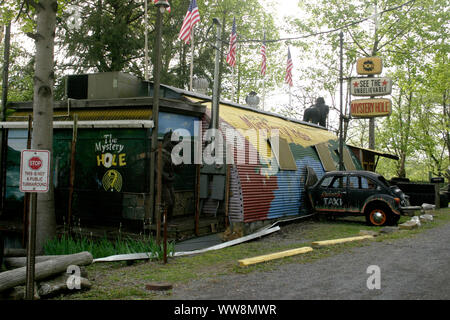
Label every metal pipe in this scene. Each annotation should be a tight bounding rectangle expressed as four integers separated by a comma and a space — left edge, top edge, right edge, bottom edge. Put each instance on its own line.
25, 193, 37, 300
22, 116, 32, 246
68, 115, 78, 232
147, 7, 163, 230
338, 31, 345, 171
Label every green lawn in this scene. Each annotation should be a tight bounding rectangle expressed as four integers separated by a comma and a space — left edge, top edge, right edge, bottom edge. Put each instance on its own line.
57, 208, 450, 300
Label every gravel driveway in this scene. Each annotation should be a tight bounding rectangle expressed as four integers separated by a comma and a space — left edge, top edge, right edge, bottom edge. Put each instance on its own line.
168, 220, 450, 300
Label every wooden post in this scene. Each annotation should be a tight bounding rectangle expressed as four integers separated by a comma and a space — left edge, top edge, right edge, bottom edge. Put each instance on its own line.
156, 142, 162, 245
67, 115, 78, 232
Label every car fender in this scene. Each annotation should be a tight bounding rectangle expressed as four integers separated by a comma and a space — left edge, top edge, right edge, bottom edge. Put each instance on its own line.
362, 195, 401, 216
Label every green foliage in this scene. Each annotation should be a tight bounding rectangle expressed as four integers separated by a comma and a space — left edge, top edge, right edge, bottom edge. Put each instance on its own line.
0, 39, 34, 103
290, 0, 449, 180
44, 233, 175, 260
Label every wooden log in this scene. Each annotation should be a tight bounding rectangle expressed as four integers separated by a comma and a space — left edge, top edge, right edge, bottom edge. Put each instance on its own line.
38, 273, 91, 298
4, 248, 27, 257
5, 255, 74, 269
0, 251, 93, 293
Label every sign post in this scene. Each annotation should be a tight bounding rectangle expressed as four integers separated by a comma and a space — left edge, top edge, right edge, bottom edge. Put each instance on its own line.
352, 56, 392, 149
20, 149, 50, 300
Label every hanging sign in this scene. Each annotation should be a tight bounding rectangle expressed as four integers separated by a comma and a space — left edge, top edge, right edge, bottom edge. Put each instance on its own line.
20, 150, 51, 193
351, 77, 392, 96
356, 57, 383, 75
350, 98, 392, 118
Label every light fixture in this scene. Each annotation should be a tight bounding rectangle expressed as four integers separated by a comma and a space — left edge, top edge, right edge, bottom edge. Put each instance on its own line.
155, 0, 170, 13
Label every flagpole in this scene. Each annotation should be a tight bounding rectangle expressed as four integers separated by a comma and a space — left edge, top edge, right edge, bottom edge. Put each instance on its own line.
231, 66, 236, 102
289, 86, 292, 107
261, 28, 266, 111
189, 27, 195, 91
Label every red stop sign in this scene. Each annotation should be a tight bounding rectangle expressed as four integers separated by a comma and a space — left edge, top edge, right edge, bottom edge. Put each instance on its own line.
29, 156, 43, 170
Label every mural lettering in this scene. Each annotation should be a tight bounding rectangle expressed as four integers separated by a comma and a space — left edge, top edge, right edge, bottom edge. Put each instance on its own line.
95, 134, 127, 168
95, 134, 126, 192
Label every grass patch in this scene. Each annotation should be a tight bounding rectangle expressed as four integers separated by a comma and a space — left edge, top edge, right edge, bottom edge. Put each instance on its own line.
57, 208, 450, 300
44, 233, 175, 260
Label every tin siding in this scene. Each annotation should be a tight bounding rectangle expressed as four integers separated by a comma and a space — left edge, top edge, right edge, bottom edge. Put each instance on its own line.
267, 144, 326, 219
228, 165, 244, 222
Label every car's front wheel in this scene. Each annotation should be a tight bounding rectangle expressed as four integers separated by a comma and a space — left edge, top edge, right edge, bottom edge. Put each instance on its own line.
365, 205, 394, 226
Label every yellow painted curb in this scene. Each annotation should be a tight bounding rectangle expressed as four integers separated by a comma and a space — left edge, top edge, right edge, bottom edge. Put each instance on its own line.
238, 247, 313, 267
312, 235, 374, 247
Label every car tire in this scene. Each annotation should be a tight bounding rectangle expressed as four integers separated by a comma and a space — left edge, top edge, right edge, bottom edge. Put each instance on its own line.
389, 214, 401, 225
365, 206, 391, 226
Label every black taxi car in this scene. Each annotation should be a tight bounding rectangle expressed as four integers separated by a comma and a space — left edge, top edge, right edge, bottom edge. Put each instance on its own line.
306, 170, 419, 226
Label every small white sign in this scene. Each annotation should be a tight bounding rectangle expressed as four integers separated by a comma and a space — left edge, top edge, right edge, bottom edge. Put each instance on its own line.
20, 150, 50, 193
351, 77, 392, 96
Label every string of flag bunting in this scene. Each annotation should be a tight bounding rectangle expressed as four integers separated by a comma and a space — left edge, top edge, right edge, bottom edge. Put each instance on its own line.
151, 0, 416, 90
152, 0, 295, 90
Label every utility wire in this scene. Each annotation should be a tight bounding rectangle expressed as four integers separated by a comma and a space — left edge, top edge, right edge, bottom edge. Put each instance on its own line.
209, 0, 417, 46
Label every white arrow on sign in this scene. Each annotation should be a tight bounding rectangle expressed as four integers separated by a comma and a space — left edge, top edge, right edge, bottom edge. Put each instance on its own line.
351, 77, 392, 97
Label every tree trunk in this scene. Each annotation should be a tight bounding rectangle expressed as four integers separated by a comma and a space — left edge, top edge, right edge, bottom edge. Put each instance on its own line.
31, 0, 58, 254
0, 251, 93, 293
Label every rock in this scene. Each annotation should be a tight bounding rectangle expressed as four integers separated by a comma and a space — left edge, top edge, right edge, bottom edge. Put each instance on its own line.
421, 203, 435, 211
419, 214, 434, 223
399, 219, 420, 230
379, 226, 399, 234
359, 230, 379, 237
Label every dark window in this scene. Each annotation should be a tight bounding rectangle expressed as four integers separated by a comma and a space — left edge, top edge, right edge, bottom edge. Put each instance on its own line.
320, 176, 334, 187
348, 176, 359, 189
361, 177, 378, 190
330, 176, 347, 188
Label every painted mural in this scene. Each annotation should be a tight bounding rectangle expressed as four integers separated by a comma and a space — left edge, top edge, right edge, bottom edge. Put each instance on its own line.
187, 96, 356, 223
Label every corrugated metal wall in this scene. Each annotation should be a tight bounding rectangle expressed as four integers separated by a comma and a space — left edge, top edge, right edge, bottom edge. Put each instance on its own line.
192, 97, 360, 224
228, 165, 243, 221
211, 103, 339, 223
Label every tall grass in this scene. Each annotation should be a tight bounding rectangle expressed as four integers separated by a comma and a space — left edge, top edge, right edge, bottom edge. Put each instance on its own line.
44, 233, 175, 260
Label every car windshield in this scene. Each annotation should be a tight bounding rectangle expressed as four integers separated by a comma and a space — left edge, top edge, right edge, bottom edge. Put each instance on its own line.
377, 176, 390, 188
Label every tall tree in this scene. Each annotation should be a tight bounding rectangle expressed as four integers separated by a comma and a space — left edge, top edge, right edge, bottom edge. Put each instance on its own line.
289, 0, 448, 179
58, 0, 146, 74
6, 0, 61, 253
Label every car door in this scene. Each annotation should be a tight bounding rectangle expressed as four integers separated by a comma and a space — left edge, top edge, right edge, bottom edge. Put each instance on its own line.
315, 174, 348, 213
347, 174, 381, 213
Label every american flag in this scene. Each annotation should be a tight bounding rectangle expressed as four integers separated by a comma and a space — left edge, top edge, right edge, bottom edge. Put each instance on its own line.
178, 0, 200, 44
226, 17, 237, 67
260, 33, 266, 77
285, 47, 293, 87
